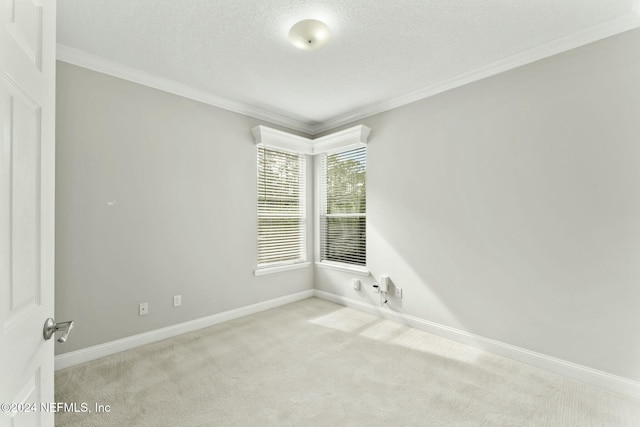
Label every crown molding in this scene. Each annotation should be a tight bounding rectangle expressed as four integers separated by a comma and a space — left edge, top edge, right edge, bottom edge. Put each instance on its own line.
312, 125, 370, 155
58, 10, 640, 137
252, 125, 313, 154
252, 124, 370, 155
310, 12, 640, 134
56, 44, 316, 135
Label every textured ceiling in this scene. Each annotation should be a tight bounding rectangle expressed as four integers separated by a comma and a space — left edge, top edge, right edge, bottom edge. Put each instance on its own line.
57, 1, 640, 134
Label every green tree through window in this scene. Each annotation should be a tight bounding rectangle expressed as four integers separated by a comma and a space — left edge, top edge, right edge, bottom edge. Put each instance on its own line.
321, 146, 366, 266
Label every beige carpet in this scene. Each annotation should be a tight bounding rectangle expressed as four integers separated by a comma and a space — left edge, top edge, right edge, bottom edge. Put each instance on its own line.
55, 297, 640, 426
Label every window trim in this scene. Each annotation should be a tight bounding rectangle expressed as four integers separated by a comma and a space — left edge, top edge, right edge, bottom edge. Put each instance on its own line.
315, 261, 370, 276
318, 145, 367, 268
313, 125, 371, 270
252, 124, 371, 276
252, 125, 313, 154
255, 262, 311, 277
253, 127, 311, 273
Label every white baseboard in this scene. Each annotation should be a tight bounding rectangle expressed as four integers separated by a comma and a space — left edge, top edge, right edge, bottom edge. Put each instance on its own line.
313, 289, 640, 399
56, 287, 640, 399
55, 290, 315, 370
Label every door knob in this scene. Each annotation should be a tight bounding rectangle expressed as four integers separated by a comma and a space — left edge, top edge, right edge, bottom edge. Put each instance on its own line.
43, 318, 74, 343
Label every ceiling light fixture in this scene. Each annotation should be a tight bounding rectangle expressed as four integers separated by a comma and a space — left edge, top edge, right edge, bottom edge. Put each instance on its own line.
288, 19, 331, 51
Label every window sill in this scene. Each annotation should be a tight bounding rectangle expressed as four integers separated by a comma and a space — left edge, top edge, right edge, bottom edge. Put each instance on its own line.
254, 262, 311, 277
315, 261, 370, 276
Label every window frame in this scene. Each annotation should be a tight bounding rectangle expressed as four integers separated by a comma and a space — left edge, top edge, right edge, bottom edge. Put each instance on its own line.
256, 146, 307, 270
252, 124, 370, 277
318, 146, 367, 268
312, 125, 371, 276
252, 126, 313, 276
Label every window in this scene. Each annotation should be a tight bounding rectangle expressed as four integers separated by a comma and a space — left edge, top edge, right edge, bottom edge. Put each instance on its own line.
257, 146, 306, 268
320, 146, 366, 266
252, 123, 369, 275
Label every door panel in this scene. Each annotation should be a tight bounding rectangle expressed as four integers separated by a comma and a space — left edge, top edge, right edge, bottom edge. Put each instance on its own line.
6, 0, 43, 69
0, 0, 55, 426
5, 79, 42, 324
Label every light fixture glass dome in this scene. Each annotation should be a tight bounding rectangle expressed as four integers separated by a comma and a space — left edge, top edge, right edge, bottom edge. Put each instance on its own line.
288, 19, 331, 51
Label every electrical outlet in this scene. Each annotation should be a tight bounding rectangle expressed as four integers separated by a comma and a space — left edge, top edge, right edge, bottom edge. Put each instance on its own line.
395, 287, 403, 298
352, 279, 361, 290
173, 295, 182, 307
373, 284, 380, 293
139, 302, 149, 316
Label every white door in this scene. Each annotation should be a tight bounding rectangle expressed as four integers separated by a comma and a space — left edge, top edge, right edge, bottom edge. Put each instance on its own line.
0, 1, 56, 426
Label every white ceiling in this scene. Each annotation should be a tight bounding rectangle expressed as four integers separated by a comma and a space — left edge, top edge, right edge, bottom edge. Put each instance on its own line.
57, 1, 640, 134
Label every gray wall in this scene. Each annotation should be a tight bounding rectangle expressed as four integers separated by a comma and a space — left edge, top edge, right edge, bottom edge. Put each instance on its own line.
55, 62, 313, 354
315, 28, 640, 381
57, 27, 640, 381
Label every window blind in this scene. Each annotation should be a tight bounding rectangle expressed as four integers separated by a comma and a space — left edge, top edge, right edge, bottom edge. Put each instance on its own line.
257, 146, 306, 267
320, 146, 366, 266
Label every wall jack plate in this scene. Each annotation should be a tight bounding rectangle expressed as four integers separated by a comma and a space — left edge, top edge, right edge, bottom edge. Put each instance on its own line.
395, 287, 403, 298
139, 302, 149, 316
